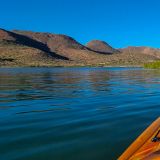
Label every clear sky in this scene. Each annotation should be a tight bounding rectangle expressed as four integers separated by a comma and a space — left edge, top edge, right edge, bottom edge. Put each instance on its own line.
1, 0, 160, 48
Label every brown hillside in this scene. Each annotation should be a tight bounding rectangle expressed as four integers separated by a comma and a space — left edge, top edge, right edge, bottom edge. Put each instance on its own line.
0, 29, 69, 66
86, 40, 119, 54
12, 30, 111, 62
120, 46, 160, 58
0, 29, 69, 60
13, 30, 87, 52
0, 28, 160, 67
0, 29, 16, 41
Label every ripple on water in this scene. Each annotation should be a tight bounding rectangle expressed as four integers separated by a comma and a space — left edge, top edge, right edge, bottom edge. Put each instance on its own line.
0, 67, 160, 160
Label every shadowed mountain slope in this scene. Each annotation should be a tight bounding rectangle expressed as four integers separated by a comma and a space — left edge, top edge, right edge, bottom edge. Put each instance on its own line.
0, 29, 68, 60
13, 30, 87, 51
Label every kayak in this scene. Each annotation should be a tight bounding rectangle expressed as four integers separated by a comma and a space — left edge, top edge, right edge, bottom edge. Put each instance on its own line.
118, 117, 160, 160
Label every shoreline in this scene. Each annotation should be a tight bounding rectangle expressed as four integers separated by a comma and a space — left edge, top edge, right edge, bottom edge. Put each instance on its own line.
0, 64, 143, 68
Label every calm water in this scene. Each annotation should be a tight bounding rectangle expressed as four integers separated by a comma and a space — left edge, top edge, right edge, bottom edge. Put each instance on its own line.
0, 67, 160, 160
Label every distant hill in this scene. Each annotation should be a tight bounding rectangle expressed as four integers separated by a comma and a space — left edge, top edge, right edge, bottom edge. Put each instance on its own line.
120, 46, 160, 59
86, 40, 119, 54
0, 28, 160, 67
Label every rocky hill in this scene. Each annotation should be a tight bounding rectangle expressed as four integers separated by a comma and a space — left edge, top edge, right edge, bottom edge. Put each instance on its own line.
86, 40, 119, 54
13, 30, 87, 51
12, 30, 108, 62
0, 28, 160, 67
120, 46, 160, 59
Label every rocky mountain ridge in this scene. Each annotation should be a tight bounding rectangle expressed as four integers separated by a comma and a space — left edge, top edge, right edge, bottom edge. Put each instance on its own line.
0, 28, 159, 67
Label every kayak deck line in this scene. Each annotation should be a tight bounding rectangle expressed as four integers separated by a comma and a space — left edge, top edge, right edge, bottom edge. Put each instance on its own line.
118, 117, 160, 160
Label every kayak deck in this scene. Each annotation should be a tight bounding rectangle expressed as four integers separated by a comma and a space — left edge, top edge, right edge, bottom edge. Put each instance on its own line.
118, 117, 160, 160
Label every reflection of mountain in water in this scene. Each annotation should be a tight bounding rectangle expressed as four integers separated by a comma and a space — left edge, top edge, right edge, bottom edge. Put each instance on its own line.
1, 68, 160, 103
0, 68, 112, 101
81, 70, 111, 92
112, 69, 160, 84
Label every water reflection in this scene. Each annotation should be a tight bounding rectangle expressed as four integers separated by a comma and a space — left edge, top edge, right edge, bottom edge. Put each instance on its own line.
0, 68, 112, 102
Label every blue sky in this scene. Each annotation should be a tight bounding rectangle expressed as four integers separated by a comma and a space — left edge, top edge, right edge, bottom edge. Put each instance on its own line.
1, 0, 160, 48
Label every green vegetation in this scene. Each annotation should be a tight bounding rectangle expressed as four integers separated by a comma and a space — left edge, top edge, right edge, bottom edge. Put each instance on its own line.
144, 61, 160, 69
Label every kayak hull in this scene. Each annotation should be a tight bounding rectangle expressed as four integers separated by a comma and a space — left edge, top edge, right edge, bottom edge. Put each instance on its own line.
118, 117, 160, 160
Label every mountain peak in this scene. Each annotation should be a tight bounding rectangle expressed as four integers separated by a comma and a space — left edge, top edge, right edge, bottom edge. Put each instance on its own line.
86, 40, 119, 54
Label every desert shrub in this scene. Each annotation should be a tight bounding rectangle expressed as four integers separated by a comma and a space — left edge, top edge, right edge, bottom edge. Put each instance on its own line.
144, 61, 160, 69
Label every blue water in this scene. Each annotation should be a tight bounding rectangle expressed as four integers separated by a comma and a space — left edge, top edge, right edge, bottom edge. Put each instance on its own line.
0, 67, 160, 160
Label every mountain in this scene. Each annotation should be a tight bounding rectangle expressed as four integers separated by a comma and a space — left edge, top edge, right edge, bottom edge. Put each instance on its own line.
0, 29, 113, 66
13, 30, 87, 52
120, 46, 160, 59
86, 40, 119, 54
0, 29, 65, 67
0, 28, 160, 67
12, 30, 105, 62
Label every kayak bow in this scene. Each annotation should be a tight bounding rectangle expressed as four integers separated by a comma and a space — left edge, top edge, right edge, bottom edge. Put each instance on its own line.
118, 117, 160, 160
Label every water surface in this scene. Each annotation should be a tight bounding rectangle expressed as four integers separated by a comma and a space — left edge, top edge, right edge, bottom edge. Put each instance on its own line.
0, 67, 160, 160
